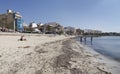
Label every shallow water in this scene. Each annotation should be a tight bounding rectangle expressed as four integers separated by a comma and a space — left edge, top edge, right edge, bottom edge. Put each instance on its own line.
78, 36, 120, 62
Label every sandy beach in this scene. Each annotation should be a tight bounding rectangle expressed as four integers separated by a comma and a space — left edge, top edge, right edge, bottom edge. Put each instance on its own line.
0, 33, 120, 74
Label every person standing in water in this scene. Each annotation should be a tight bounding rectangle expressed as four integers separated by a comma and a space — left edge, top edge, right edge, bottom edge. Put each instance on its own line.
80, 36, 83, 43
84, 36, 86, 44
91, 36, 93, 45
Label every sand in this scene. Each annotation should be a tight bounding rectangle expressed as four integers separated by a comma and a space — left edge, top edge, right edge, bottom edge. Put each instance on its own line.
0, 33, 120, 74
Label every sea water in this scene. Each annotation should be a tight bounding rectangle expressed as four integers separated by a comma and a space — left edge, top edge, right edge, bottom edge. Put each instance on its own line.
79, 36, 120, 62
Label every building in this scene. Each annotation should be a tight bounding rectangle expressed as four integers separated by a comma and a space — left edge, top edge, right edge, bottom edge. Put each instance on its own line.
43, 22, 64, 34
29, 22, 38, 28
0, 9, 24, 32
84, 29, 102, 34
29, 22, 41, 33
76, 28, 84, 35
14, 12, 24, 32
64, 26, 76, 35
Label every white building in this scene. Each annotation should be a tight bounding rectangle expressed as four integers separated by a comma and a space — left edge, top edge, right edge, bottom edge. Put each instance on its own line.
84, 29, 102, 34
29, 22, 37, 28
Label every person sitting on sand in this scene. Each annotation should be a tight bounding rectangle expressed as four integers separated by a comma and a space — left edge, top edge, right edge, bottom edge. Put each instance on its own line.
19, 35, 26, 41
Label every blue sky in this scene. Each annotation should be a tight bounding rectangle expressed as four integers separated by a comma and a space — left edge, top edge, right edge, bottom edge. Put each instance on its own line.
0, 0, 120, 32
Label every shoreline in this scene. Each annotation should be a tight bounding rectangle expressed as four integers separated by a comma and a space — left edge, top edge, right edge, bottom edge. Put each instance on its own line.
93, 47, 120, 62
79, 41, 120, 63
85, 36, 120, 62
77, 40, 120, 74
0, 34, 120, 74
